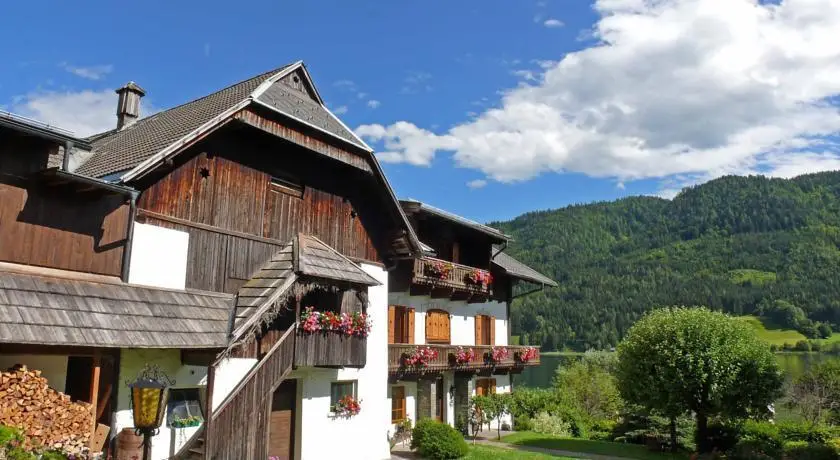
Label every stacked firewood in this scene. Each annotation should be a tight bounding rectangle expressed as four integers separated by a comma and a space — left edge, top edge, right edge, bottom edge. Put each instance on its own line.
0, 365, 93, 454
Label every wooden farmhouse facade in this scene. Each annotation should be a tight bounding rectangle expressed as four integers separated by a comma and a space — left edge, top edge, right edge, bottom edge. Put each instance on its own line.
0, 61, 555, 459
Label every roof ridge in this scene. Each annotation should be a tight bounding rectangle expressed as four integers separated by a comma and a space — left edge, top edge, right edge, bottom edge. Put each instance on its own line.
87, 64, 292, 139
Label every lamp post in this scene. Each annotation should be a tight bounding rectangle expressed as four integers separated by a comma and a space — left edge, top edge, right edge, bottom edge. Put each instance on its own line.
127, 365, 174, 460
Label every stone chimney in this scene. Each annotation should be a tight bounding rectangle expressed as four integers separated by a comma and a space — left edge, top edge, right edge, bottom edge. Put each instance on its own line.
115, 81, 146, 130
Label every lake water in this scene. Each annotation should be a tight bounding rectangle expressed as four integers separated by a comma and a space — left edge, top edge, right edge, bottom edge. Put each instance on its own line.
514, 352, 840, 389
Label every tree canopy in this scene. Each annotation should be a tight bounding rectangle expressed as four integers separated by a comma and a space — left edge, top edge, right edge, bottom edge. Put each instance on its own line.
615, 307, 783, 452
492, 172, 840, 350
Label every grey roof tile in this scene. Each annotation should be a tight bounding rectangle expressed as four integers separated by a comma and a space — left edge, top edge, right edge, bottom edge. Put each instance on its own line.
492, 250, 558, 287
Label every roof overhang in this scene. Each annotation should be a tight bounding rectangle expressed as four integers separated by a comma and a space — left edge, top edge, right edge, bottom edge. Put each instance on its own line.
0, 111, 92, 150
401, 199, 511, 243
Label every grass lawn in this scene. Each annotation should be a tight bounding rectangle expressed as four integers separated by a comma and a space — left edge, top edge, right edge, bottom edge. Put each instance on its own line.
503, 432, 687, 460
465, 444, 575, 459
736, 316, 840, 347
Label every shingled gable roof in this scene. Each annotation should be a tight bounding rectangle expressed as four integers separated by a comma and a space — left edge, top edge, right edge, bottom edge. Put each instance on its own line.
401, 199, 512, 242
492, 250, 558, 287
76, 61, 371, 179
0, 268, 232, 348
229, 233, 380, 343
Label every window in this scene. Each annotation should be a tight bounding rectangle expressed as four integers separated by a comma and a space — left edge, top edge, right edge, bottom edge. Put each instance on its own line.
476, 379, 496, 397
475, 315, 495, 346
389, 306, 414, 344
330, 380, 357, 411
269, 176, 303, 198
425, 309, 451, 344
391, 386, 407, 423
167, 388, 205, 428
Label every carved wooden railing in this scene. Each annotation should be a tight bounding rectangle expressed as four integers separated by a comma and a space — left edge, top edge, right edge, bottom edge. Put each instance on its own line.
204, 326, 296, 460
388, 344, 540, 373
295, 332, 367, 368
412, 257, 492, 296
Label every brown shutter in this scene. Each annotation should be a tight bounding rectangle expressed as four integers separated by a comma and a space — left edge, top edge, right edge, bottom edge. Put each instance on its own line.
452, 242, 460, 263
490, 378, 497, 394
475, 315, 483, 345
408, 308, 415, 344
388, 306, 395, 344
443, 314, 450, 344
489, 316, 496, 346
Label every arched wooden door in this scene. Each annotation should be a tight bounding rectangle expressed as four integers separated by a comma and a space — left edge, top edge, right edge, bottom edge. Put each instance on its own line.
425, 309, 451, 344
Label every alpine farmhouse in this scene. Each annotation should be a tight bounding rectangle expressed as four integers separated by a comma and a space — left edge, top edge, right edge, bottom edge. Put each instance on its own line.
0, 61, 555, 459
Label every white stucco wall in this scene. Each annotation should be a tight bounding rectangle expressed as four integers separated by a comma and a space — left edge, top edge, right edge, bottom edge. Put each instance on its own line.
0, 355, 68, 392
113, 349, 255, 460
127, 223, 189, 290
388, 293, 509, 346
293, 263, 391, 460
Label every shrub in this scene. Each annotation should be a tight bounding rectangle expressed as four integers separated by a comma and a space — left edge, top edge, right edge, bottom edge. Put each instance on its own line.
508, 387, 558, 420
546, 401, 588, 438
783, 441, 838, 460
783, 343, 795, 352
795, 340, 812, 352
740, 420, 784, 450
770, 344, 779, 352
514, 415, 533, 432
612, 406, 694, 451
589, 419, 617, 441
727, 439, 782, 460
778, 421, 833, 444
532, 412, 572, 437
812, 341, 824, 352
39, 452, 69, 460
410, 419, 468, 459
705, 420, 741, 453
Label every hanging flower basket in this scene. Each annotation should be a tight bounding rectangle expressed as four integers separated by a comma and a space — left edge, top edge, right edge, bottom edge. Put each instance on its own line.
301, 307, 371, 337
401, 346, 439, 368
332, 395, 361, 417
485, 346, 509, 364
425, 261, 454, 280
449, 347, 476, 366
465, 269, 493, 288
171, 415, 203, 428
514, 346, 538, 364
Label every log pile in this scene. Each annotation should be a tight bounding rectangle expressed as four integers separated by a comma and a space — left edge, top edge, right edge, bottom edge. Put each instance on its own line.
0, 365, 93, 455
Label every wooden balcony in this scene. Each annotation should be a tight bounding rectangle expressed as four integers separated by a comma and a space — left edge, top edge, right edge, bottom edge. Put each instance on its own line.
294, 332, 366, 368
411, 257, 492, 302
388, 344, 540, 376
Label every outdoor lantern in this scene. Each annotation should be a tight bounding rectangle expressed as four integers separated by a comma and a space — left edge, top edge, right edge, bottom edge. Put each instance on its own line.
127, 365, 174, 460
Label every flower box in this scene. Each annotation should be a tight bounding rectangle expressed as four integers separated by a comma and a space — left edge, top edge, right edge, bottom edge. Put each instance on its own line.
301, 307, 371, 337
485, 346, 509, 364
449, 347, 476, 366
514, 346, 538, 364
401, 346, 439, 368
464, 269, 493, 288
425, 261, 454, 280
332, 395, 361, 417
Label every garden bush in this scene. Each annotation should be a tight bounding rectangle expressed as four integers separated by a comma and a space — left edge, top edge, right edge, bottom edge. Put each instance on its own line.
740, 420, 784, 450
783, 441, 838, 460
727, 439, 782, 460
612, 406, 694, 451
589, 419, 617, 441
705, 420, 742, 453
532, 412, 572, 437
410, 419, 468, 460
513, 414, 533, 432
778, 421, 833, 444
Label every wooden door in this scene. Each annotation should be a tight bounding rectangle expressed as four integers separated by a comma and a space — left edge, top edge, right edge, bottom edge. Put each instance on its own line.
435, 378, 444, 422
268, 380, 297, 460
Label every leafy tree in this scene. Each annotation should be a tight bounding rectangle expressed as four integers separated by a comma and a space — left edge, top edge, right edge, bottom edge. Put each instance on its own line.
553, 351, 622, 421
616, 307, 784, 453
785, 360, 840, 425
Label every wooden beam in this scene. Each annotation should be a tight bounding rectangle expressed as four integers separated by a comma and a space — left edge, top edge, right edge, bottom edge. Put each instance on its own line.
89, 351, 101, 433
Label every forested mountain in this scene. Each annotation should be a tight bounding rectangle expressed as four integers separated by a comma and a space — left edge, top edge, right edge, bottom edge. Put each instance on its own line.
492, 171, 840, 351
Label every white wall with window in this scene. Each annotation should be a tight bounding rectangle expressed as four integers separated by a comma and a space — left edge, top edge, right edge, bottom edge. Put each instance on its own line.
388, 293, 508, 347
293, 263, 391, 460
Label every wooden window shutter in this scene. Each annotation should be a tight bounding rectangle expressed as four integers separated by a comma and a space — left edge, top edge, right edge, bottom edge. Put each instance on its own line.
408, 308, 415, 344
391, 386, 406, 423
489, 316, 496, 346
452, 242, 460, 263
475, 315, 483, 346
388, 306, 396, 344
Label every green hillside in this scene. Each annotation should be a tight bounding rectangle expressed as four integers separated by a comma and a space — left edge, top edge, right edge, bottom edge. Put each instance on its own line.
492, 171, 840, 351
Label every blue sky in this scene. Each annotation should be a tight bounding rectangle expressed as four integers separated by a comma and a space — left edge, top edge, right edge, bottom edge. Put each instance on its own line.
3, 0, 840, 223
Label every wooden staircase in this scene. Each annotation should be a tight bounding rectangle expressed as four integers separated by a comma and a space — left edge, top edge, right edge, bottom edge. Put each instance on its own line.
175, 326, 297, 460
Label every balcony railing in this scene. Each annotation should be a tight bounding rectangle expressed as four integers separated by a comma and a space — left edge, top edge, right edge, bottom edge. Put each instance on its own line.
295, 332, 367, 368
388, 344, 540, 374
412, 257, 492, 300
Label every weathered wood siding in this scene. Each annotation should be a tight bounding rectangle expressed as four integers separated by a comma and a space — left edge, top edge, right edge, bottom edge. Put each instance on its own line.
414, 216, 493, 269
136, 127, 386, 293
0, 177, 129, 276
0, 127, 62, 175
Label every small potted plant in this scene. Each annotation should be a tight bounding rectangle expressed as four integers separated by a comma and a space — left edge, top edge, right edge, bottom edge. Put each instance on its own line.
514, 346, 538, 364
171, 415, 203, 428
401, 346, 439, 368
425, 260, 454, 279
449, 347, 476, 366
332, 395, 361, 417
486, 346, 509, 364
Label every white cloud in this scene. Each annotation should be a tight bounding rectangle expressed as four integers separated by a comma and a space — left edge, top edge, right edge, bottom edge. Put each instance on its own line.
10, 89, 159, 137
333, 79, 356, 89
358, 0, 840, 194
467, 179, 488, 189
12, 89, 118, 136
367, 99, 381, 109
333, 105, 349, 115
402, 71, 433, 94
543, 18, 564, 28
61, 63, 113, 80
